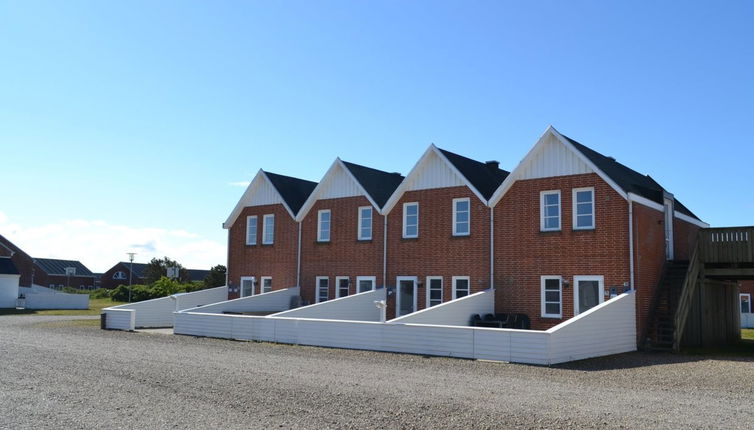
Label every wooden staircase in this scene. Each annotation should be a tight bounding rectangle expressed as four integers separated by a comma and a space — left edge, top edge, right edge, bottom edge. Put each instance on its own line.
646, 260, 689, 350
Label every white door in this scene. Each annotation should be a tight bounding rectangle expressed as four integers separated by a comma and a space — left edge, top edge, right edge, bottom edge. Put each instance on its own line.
240, 276, 255, 297
574, 276, 604, 315
396, 276, 417, 317
664, 198, 674, 260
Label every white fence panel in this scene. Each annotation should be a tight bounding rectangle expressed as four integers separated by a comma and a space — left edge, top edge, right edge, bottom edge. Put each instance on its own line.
183, 287, 299, 314
741, 313, 754, 329
272, 289, 384, 322
547, 292, 637, 364
387, 289, 494, 326
25, 292, 89, 310
174, 312, 234, 338
174, 286, 229, 311
473, 329, 512, 362
104, 309, 135, 331
0, 274, 19, 308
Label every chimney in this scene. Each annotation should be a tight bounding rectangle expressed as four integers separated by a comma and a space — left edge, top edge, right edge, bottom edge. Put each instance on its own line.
485, 160, 500, 170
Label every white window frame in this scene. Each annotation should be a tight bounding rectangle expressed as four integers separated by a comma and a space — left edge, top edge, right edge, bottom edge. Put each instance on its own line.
246, 215, 258, 245
572, 187, 595, 230
358, 206, 372, 240
541, 275, 563, 318
741, 293, 752, 314
317, 209, 331, 242
262, 214, 275, 244
452, 198, 470, 236
260, 276, 272, 294
540, 190, 561, 232
426, 276, 443, 308
452, 276, 470, 299
316, 276, 329, 303
573, 275, 605, 315
240, 276, 256, 297
402, 202, 419, 238
396, 276, 418, 316
336, 276, 350, 298
356, 276, 376, 293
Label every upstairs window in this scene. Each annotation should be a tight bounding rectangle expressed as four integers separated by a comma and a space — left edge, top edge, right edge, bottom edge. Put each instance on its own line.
246, 216, 257, 245
262, 214, 275, 244
453, 198, 470, 236
316, 277, 329, 303
358, 207, 372, 240
318, 210, 331, 242
452, 276, 470, 299
541, 276, 562, 318
573, 188, 595, 230
403, 202, 419, 238
540, 190, 561, 231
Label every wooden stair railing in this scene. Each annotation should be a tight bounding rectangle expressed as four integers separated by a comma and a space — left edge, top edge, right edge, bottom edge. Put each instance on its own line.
672, 243, 701, 351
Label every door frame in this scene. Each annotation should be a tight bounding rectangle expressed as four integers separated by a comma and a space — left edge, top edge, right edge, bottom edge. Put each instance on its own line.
573, 275, 605, 315
240, 276, 256, 297
396, 276, 418, 317
664, 195, 675, 261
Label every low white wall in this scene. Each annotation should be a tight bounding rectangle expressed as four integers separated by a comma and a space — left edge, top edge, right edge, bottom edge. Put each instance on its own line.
742, 313, 754, 329
181, 287, 299, 314
0, 274, 20, 308
105, 308, 136, 331
25, 292, 89, 310
103, 286, 231, 329
272, 289, 385, 322
174, 292, 637, 365
387, 289, 494, 325
547, 292, 637, 364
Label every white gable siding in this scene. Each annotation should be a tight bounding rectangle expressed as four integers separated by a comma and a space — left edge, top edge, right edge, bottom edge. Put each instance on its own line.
405, 150, 465, 192
246, 178, 285, 207
317, 164, 362, 200
516, 133, 593, 180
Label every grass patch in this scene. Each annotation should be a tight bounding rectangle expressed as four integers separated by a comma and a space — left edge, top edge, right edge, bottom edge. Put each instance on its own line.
741, 329, 754, 341
0, 297, 127, 316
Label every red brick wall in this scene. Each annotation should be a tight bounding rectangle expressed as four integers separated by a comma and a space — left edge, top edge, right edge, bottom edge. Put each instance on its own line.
494, 173, 631, 330
632, 202, 666, 342
299, 196, 384, 304
673, 217, 701, 261
0, 235, 35, 287
226, 204, 298, 299
385, 186, 491, 320
740, 281, 754, 297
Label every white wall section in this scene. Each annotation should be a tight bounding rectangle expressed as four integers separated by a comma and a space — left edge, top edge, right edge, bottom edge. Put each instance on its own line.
0, 274, 20, 308
273, 288, 385, 322
387, 289, 493, 325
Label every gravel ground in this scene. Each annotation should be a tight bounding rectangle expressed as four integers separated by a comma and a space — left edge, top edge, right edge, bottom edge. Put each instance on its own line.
1, 315, 753, 429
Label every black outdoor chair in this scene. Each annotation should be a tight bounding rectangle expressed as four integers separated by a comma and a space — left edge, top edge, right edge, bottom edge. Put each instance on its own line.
469, 314, 482, 326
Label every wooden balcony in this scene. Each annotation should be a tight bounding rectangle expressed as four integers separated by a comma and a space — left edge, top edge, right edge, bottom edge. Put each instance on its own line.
698, 227, 754, 278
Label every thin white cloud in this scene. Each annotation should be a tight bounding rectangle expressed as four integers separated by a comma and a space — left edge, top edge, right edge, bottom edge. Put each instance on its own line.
0, 211, 225, 273
228, 181, 250, 187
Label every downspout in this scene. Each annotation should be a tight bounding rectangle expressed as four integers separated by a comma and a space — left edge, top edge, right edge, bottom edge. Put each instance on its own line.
628, 199, 635, 290
489, 206, 494, 290
296, 221, 302, 286
382, 213, 388, 288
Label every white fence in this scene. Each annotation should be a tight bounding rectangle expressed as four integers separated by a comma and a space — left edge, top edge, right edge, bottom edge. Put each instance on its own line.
25, 292, 89, 310
273, 289, 385, 322
174, 291, 637, 365
0, 274, 20, 308
102, 286, 229, 330
742, 313, 754, 329
388, 289, 494, 325
182, 287, 299, 314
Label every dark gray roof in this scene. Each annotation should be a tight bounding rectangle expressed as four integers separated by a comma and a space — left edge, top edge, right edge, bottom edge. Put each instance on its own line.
265, 171, 318, 216
341, 161, 404, 209
187, 269, 210, 282
34, 258, 95, 277
0, 257, 19, 275
563, 135, 700, 220
438, 148, 510, 200
116, 262, 147, 278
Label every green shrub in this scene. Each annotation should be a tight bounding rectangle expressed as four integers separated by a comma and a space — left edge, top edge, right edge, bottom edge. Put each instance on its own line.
90, 288, 111, 299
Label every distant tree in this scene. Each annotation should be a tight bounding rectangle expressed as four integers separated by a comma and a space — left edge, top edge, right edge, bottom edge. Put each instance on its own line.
143, 257, 189, 285
204, 265, 227, 288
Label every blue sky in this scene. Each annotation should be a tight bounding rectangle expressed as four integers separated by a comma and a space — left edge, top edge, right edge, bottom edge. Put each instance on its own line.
1, 1, 752, 272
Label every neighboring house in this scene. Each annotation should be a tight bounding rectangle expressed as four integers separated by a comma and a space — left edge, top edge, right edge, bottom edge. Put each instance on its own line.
224, 170, 317, 299
740, 280, 754, 328
488, 126, 706, 337
380, 145, 508, 319
33, 258, 97, 289
297, 159, 403, 305
101, 262, 212, 289
0, 233, 35, 287
0, 257, 20, 308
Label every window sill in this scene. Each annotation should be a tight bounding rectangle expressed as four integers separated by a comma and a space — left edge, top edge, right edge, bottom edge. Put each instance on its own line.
541, 315, 562, 319
572, 227, 596, 232
314, 241, 331, 245
401, 237, 419, 241
539, 230, 562, 235
450, 234, 471, 239
357, 239, 373, 243
261, 243, 274, 247
245, 244, 257, 247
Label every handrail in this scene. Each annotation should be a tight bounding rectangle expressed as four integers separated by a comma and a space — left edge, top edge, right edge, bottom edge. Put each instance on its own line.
672, 242, 701, 351
698, 226, 754, 264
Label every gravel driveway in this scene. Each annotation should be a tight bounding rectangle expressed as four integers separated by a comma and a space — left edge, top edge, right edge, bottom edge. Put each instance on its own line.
1, 315, 753, 429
